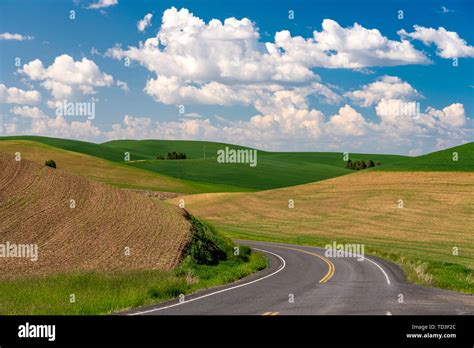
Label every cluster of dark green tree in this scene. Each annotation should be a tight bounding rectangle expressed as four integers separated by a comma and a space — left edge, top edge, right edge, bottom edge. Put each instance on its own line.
345, 159, 380, 170
156, 151, 187, 160
44, 160, 56, 168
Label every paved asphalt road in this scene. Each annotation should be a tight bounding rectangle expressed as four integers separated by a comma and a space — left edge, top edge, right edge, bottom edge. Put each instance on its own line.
125, 240, 474, 315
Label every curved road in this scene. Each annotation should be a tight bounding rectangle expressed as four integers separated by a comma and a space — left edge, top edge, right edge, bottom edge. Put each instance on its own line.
125, 240, 474, 315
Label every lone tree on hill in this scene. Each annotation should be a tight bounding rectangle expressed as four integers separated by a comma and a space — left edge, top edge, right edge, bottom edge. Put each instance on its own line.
45, 160, 56, 168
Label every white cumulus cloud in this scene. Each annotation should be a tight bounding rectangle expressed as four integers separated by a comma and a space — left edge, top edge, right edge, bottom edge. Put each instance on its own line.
326, 105, 371, 136
87, 0, 118, 10
20, 54, 114, 100
271, 19, 429, 69
17, 107, 102, 139
116, 80, 129, 92
6, 97, 472, 155
399, 26, 474, 58
426, 103, 467, 127
0, 32, 33, 41
137, 13, 153, 32
345, 75, 422, 107
0, 84, 41, 105
10, 106, 45, 119
107, 7, 429, 107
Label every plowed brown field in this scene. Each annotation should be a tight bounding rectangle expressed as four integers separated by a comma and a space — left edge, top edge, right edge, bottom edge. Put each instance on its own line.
0, 152, 192, 279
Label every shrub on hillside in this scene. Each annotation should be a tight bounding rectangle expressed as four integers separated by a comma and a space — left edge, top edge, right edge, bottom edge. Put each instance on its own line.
352, 160, 367, 170
187, 217, 227, 265
345, 159, 380, 171
166, 151, 187, 160
44, 160, 56, 168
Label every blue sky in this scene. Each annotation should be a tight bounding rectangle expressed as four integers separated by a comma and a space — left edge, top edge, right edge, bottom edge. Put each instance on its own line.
0, 0, 473, 154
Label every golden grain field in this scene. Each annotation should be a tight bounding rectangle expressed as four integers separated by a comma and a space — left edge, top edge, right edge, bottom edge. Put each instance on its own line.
173, 171, 474, 269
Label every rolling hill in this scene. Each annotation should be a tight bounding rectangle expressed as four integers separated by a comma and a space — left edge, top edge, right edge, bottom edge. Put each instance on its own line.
377, 142, 474, 171
1, 136, 471, 192
101, 139, 410, 189
0, 140, 251, 194
102, 139, 254, 160
126, 156, 352, 190
0, 136, 410, 191
0, 135, 124, 161
0, 152, 193, 278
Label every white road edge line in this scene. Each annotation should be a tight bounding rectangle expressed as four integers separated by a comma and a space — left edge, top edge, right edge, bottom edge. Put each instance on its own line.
128, 248, 286, 315
243, 241, 391, 285
363, 256, 391, 285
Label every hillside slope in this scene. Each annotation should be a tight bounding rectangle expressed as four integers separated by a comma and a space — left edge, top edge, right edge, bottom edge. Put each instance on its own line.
0, 136, 408, 190
0, 135, 124, 161
377, 142, 474, 171
0, 152, 193, 279
127, 156, 351, 190
102, 139, 254, 160
4, 137, 472, 191
0, 140, 247, 193
105, 139, 408, 190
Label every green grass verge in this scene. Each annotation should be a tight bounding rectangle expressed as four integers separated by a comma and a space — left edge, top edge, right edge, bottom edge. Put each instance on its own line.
209, 224, 473, 295
0, 218, 266, 315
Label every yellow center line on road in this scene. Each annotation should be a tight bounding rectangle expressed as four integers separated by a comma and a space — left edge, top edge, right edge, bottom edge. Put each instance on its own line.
262, 311, 279, 315
269, 245, 335, 283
